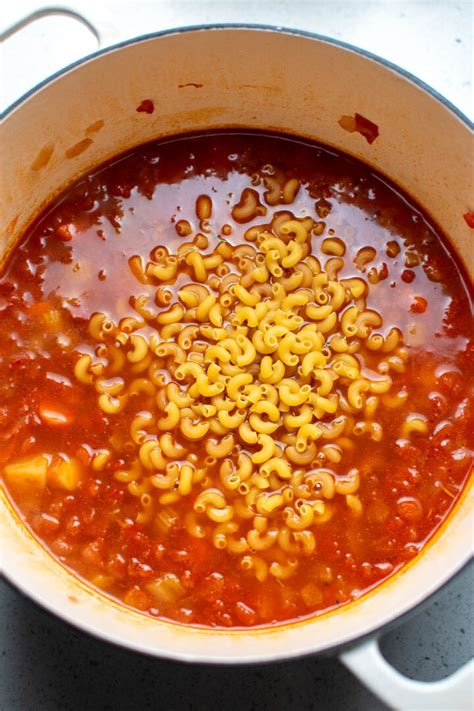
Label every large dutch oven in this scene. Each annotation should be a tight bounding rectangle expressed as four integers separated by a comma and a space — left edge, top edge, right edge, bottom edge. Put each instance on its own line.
1, 23, 473, 709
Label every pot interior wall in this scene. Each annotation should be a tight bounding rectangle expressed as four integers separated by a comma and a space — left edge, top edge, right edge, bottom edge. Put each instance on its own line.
1, 27, 473, 661
2, 29, 473, 276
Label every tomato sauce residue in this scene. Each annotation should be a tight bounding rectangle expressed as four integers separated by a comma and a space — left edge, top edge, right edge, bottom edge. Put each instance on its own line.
1, 132, 472, 628
64, 138, 94, 159
463, 212, 474, 229
339, 113, 380, 144
136, 99, 155, 114
5, 214, 20, 237
85, 120, 105, 136
30, 142, 55, 171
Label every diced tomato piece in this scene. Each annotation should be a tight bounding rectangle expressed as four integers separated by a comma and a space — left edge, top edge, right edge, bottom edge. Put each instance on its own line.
410, 296, 427, 313
401, 269, 415, 283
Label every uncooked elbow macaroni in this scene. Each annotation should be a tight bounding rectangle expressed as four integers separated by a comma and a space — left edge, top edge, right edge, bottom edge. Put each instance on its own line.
73, 202, 411, 579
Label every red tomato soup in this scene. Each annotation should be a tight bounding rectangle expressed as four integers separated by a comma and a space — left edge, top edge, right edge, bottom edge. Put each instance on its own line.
1, 132, 472, 628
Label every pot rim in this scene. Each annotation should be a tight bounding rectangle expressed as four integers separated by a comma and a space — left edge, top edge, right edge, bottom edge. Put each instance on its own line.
1, 22, 472, 128
1, 24, 473, 663
2, 555, 472, 664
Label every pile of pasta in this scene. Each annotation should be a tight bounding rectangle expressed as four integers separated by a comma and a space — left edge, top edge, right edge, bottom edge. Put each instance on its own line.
74, 190, 409, 582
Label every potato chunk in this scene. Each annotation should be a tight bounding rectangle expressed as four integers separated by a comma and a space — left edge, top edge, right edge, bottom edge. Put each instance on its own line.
3, 455, 49, 490
48, 456, 83, 491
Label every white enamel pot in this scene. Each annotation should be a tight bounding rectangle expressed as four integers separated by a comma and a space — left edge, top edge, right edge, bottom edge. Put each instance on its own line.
1, 23, 473, 710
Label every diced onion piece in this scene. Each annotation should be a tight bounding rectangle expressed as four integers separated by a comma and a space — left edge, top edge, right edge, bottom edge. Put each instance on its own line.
146, 573, 185, 603
154, 507, 179, 534
301, 582, 324, 607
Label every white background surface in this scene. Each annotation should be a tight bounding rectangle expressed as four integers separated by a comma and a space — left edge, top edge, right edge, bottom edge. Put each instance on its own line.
1, 0, 473, 117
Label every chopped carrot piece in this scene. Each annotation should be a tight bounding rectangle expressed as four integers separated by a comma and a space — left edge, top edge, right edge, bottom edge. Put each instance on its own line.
28, 301, 51, 316
39, 402, 74, 427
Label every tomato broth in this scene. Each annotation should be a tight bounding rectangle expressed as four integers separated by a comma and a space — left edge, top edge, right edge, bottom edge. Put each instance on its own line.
1, 132, 472, 628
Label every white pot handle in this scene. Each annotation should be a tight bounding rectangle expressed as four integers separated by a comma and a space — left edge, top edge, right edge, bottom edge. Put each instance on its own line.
340, 637, 474, 710
0, 4, 123, 47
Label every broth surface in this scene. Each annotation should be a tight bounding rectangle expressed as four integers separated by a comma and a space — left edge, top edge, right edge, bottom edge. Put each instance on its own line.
1, 132, 472, 627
